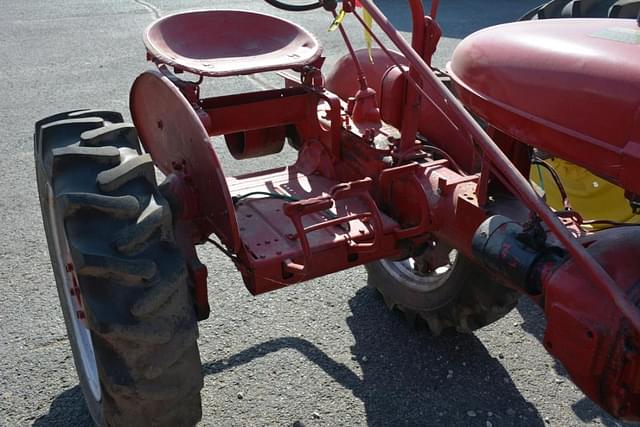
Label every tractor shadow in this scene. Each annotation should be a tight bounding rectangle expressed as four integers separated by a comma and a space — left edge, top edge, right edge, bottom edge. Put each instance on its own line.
32, 385, 93, 427
516, 299, 632, 427
40, 292, 610, 426
203, 286, 544, 426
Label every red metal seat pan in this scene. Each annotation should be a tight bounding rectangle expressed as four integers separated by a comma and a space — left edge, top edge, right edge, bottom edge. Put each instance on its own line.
143, 9, 322, 77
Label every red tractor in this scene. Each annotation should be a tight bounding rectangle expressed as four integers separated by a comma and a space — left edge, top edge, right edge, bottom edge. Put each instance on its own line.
34, 0, 640, 424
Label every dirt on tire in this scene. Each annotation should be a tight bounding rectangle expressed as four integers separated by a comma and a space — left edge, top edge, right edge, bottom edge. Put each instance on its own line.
35, 110, 204, 426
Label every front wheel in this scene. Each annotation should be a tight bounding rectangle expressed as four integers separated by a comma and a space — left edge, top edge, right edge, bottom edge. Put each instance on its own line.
35, 110, 203, 426
366, 245, 520, 336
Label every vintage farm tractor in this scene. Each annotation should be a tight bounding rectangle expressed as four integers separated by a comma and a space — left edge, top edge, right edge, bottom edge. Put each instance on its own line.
34, 0, 640, 424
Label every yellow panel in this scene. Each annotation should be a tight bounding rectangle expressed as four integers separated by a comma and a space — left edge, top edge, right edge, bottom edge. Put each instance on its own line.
530, 158, 640, 227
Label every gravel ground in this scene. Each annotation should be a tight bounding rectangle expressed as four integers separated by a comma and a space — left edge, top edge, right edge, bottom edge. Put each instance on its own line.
0, 0, 632, 426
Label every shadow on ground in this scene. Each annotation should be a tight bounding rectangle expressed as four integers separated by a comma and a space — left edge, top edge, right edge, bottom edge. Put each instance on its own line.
36, 287, 544, 426
33, 385, 93, 427
203, 287, 543, 426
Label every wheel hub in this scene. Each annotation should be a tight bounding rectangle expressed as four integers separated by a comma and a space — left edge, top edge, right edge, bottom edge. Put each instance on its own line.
380, 242, 457, 292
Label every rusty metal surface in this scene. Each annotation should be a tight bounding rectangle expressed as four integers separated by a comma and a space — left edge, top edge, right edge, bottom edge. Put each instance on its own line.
227, 166, 400, 293
357, 0, 640, 347
134, 2, 640, 421
543, 227, 640, 420
8, 1, 638, 426
130, 69, 242, 251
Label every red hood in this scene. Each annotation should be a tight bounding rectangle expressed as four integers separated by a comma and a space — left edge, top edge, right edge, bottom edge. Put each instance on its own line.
448, 18, 640, 183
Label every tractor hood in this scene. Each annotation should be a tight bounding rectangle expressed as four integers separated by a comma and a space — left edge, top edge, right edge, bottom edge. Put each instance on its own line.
448, 18, 640, 182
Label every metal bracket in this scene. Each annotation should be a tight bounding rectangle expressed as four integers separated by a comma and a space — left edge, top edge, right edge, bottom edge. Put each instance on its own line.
282, 177, 383, 277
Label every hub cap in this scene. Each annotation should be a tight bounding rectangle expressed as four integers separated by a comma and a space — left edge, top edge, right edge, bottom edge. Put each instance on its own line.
380, 248, 457, 292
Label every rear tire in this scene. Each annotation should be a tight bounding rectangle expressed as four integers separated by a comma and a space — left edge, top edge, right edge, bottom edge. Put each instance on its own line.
35, 110, 203, 426
366, 247, 519, 336
520, 0, 640, 20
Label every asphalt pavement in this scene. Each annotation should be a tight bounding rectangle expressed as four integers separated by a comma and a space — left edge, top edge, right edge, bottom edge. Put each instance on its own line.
0, 0, 631, 426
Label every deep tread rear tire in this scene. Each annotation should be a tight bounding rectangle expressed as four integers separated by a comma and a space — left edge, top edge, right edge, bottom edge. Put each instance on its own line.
366, 254, 519, 336
35, 110, 203, 426
520, 0, 640, 20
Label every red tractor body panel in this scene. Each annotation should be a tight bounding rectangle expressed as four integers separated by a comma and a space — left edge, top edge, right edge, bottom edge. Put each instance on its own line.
542, 227, 640, 419
448, 19, 640, 191
127, 4, 640, 420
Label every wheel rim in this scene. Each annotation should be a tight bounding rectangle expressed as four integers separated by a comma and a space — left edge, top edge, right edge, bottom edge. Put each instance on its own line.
47, 183, 101, 402
379, 249, 458, 292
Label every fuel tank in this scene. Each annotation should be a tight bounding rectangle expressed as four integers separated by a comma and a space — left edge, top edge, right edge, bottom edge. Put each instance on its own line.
448, 19, 640, 193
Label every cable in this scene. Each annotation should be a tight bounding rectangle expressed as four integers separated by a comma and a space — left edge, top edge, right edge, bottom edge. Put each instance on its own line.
233, 191, 340, 222
232, 191, 299, 205
582, 220, 640, 229
415, 135, 466, 175
529, 161, 640, 231
262, 0, 322, 12
206, 238, 238, 261
535, 163, 545, 191
531, 158, 571, 211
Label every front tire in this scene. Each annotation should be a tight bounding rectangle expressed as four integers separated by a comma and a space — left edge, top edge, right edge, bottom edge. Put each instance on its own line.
35, 110, 203, 426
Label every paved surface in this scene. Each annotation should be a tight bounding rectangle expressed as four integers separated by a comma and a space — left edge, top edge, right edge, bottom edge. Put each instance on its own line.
0, 1, 631, 426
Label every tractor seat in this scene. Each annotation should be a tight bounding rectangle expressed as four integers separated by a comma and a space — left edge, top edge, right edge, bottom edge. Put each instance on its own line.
143, 10, 322, 77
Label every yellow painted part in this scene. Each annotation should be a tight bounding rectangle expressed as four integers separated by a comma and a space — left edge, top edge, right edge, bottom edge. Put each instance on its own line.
363, 9, 374, 63
328, 9, 346, 32
530, 158, 640, 226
